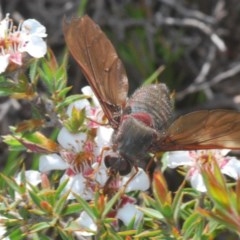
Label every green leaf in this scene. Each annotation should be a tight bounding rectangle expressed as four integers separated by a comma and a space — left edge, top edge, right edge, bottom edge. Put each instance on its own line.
64, 107, 86, 132
137, 207, 164, 220
56, 94, 86, 110
74, 194, 97, 221
55, 178, 69, 200
14, 131, 59, 153
182, 212, 205, 239
0, 151, 23, 182
53, 192, 69, 215
172, 182, 193, 222
57, 86, 72, 99
2, 134, 26, 152
30, 222, 51, 233
161, 204, 174, 219
29, 59, 39, 84
143, 65, 165, 85
102, 190, 123, 218
0, 174, 21, 194
77, 0, 88, 16
118, 230, 136, 237
62, 203, 83, 216
0, 77, 16, 96
55, 66, 67, 90
134, 230, 163, 238
6, 226, 25, 240
38, 60, 53, 91
28, 190, 42, 209
57, 227, 75, 240
101, 224, 123, 240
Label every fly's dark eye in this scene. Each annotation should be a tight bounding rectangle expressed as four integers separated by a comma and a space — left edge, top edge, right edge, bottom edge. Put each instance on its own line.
104, 155, 116, 168
118, 160, 132, 175
104, 155, 132, 175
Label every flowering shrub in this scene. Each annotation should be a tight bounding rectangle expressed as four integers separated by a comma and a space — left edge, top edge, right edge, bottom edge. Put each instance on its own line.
0, 13, 240, 240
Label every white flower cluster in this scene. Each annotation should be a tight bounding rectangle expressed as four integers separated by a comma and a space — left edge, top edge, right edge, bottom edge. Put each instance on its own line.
166, 149, 240, 192
16, 86, 150, 236
0, 14, 47, 73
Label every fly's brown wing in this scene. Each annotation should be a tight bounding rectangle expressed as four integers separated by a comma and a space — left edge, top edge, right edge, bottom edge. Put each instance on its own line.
63, 15, 128, 128
154, 109, 240, 151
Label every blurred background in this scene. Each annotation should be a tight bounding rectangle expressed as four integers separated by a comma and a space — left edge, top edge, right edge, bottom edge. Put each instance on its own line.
2, 0, 240, 109
1, 0, 240, 166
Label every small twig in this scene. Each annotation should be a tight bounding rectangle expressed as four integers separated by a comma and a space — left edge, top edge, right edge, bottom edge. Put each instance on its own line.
193, 46, 217, 100
155, 14, 226, 52
194, 46, 216, 84
212, 0, 227, 21
159, 0, 215, 24
176, 62, 240, 100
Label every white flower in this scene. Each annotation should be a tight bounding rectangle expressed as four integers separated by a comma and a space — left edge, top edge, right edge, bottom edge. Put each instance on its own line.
59, 173, 94, 200
21, 19, 47, 38
66, 90, 103, 128
39, 125, 95, 200
116, 202, 143, 228
15, 170, 42, 186
39, 153, 68, 172
66, 99, 90, 117
14, 170, 42, 200
0, 13, 9, 38
0, 54, 10, 73
0, 14, 47, 73
57, 127, 87, 153
122, 168, 150, 192
39, 96, 105, 200
94, 126, 114, 155
75, 195, 144, 238
39, 87, 150, 202
166, 150, 240, 192
81, 85, 100, 106
75, 211, 97, 236
220, 157, 240, 179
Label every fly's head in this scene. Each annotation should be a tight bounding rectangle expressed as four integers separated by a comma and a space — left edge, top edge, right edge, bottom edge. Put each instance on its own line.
104, 151, 133, 176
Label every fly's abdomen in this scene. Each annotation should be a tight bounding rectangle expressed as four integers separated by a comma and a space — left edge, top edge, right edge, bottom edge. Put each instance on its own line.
124, 83, 173, 130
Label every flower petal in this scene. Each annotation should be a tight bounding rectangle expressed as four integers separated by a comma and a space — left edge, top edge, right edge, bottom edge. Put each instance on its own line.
76, 211, 97, 236
166, 151, 194, 168
39, 154, 68, 172
92, 162, 109, 186
9, 52, 22, 65
22, 19, 47, 38
0, 14, 10, 38
221, 157, 240, 180
57, 127, 87, 152
0, 54, 9, 73
81, 85, 100, 106
189, 172, 207, 192
60, 173, 94, 200
15, 170, 41, 186
20, 35, 47, 58
66, 99, 90, 117
116, 202, 143, 228
123, 168, 150, 192
94, 126, 113, 155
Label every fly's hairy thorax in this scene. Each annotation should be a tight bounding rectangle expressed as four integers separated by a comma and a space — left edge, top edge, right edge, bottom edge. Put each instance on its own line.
112, 83, 173, 160
124, 83, 173, 131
